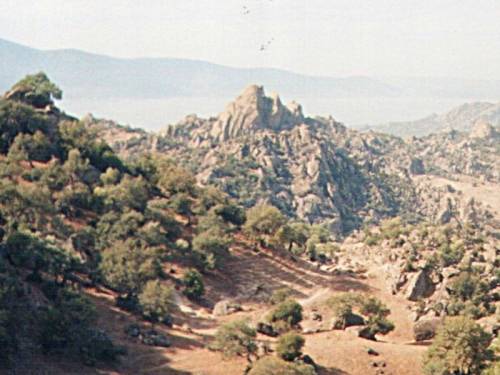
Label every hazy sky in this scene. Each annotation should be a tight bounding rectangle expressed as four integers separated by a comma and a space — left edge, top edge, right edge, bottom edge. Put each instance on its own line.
1, 0, 499, 79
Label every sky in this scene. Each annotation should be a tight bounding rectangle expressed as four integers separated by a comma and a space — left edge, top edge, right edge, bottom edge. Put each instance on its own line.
0, 0, 499, 80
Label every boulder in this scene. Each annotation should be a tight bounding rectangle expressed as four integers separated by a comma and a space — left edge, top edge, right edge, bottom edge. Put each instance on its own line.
124, 323, 141, 338
409, 158, 425, 175
297, 354, 317, 370
141, 330, 171, 348
312, 312, 322, 321
405, 270, 435, 301
212, 300, 242, 316
470, 121, 498, 139
413, 318, 442, 342
256, 322, 278, 337
331, 312, 365, 330
358, 326, 376, 341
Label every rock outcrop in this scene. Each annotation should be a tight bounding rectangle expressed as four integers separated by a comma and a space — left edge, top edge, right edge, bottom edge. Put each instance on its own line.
93, 85, 500, 233
405, 270, 435, 301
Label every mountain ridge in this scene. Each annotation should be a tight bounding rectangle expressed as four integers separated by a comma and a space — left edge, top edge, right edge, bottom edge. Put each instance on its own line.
2, 37, 500, 103
368, 101, 500, 137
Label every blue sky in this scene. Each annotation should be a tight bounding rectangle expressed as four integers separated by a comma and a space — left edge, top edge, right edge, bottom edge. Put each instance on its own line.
1, 0, 499, 79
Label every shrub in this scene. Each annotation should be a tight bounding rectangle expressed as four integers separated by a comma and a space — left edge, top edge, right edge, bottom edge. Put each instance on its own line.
269, 287, 293, 305
7, 72, 62, 108
364, 233, 381, 247
210, 319, 257, 361
248, 356, 316, 375
212, 203, 246, 226
438, 242, 464, 267
327, 293, 394, 336
192, 228, 231, 269
423, 316, 493, 375
276, 332, 305, 361
139, 280, 175, 325
268, 299, 303, 332
99, 239, 162, 297
36, 288, 123, 365
380, 217, 404, 239
327, 292, 361, 329
243, 204, 286, 239
182, 269, 204, 300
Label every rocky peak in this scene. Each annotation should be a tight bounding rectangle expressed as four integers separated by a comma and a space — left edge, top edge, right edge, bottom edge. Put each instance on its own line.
208, 85, 305, 141
469, 120, 498, 139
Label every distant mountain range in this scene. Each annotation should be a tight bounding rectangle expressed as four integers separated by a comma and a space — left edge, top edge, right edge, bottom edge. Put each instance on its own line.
367, 101, 500, 137
2, 37, 500, 102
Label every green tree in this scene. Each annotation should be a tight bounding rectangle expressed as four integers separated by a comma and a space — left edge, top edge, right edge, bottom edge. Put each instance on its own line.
423, 316, 493, 375
99, 239, 162, 298
269, 287, 293, 305
192, 228, 231, 269
0, 99, 50, 154
276, 332, 305, 361
327, 292, 361, 329
139, 280, 174, 325
6, 72, 62, 108
248, 356, 316, 375
170, 192, 193, 224
244, 204, 286, 240
95, 175, 150, 212
274, 222, 309, 252
182, 269, 205, 300
267, 299, 303, 332
212, 202, 246, 226
210, 319, 257, 363
8, 131, 54, 162
158, 163, 196, 196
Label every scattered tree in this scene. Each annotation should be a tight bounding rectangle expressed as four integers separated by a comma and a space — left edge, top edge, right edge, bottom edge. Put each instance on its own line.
6, 72, 62, 108
210, 319, 257, 363
182, 269, 205, 300
276, 332, 305, 361
423, 316, 493, 375
248, 356, 316, 375
139, 280, 174, 326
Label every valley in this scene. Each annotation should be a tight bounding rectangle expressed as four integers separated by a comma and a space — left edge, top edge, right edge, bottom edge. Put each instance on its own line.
0, 74, 498, 375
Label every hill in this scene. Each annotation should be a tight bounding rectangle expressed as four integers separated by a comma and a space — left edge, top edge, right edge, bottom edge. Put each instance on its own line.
2, 37, 500, 102
0, 38, 400, 100
1, 74, 498, 375
368, 101, 500, 137
94, 85, 500, 232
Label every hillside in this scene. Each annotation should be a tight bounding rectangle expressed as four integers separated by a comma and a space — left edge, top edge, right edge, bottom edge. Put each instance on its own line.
1, 74, 498, 375
94, 85, 500, 233
369, 101, 500, 137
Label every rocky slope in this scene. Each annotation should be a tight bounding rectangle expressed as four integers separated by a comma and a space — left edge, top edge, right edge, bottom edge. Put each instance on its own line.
369, 101, 500, 137
92, 86, 499, 236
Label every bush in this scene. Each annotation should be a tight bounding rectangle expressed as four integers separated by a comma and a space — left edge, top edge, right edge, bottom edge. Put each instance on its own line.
248, 356, 316, 375
276, 332, 305, 361
210, 319, 257, 361
438, 242, 464, 267
0, 280, 20, 368
268, 299, 303, 332
139, 280, 175, 325
212, 203, 246, 226
327, 292, 361, 329
192, 228, 231, 269
327, 293, 394, 336
99, 239, 162, 297
7, 72, 62, 108
423, 316, 493, 375
243, 204, 286, 239
269, 288, 293, 305
182, 269, 204, 300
